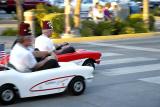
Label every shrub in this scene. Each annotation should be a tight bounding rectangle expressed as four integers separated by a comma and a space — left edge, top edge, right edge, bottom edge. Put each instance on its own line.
95, 21, 114, 36
80, 27, 94, 37
36, 4, 64, 13
102, 29, 113, 36
81, 20, 97, 31
30, 4, 65, 37
112, 19, 128, 35
0, 28, 17, 36
80, 20, 97, 36
42, 13, 74, 36
43, 5, 64, 13
34, 18, 42, 37
128, 13, 155, 32
119, 26, 135, 34
149, 14, 155, 31
150, 7, 160, 16
51, 32, 61, 38
128, 14, 143, 22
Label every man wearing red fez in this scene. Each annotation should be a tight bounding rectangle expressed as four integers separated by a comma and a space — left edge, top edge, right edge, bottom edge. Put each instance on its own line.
35, 20, 75, 55
9, 22, 59, 73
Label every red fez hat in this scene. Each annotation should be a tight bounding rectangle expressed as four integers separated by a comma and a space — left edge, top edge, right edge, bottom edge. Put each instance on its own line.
18, 22, 31, 36
42, 21, 53, 30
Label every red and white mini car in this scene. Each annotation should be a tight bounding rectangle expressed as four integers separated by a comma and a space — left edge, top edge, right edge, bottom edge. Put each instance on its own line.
0, 49, 102, 69
0, 62, 94, 105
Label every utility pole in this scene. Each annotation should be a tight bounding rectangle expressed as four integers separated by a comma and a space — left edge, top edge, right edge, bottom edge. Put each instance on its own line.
143, 0, 149, 29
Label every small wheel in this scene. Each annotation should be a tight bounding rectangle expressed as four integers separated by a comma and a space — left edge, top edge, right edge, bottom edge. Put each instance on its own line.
68, 77, 85, 96
0, 85, 17, 105
82, 59, 95, 69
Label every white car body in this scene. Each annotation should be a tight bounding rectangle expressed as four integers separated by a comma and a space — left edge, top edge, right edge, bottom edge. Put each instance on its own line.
0, 62, 94, 104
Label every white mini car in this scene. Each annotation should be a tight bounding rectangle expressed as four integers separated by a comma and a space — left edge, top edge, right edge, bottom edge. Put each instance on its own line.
0, 62, 94, 105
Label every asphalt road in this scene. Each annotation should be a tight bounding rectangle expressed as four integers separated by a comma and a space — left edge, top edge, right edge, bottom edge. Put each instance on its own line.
4, 36, 160, 107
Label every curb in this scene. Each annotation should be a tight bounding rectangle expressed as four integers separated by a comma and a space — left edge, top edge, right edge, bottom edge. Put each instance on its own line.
52, 32, 160, 43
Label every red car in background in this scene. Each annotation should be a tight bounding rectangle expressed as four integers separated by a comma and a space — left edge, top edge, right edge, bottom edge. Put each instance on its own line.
0, 0, 51, 14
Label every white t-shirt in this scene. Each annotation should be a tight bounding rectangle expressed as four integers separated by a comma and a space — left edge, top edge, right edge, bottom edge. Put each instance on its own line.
92, 7, 104, 22
35, 34, 56, 53
9, 43, 37, 73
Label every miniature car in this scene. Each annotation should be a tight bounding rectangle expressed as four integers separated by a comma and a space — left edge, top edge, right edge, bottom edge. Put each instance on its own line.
58, 49, 101, 69
0, 62, 94, 105
0, 49, 101, 69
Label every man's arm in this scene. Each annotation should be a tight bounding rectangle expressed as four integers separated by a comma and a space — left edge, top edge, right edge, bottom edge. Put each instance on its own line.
33, 51, 58, 61
33, 51, 49, 58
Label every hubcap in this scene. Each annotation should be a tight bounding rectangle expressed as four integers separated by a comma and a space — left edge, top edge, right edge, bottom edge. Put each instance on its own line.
2, 89, 14, 101
74, 81, 83, 92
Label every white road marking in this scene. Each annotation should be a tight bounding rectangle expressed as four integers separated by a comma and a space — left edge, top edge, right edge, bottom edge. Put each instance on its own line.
139, 76, 160, 84
102, 52, 123, 57
100, 57, 157, 66
85, 42, 160, 52
101, 63, 160, 76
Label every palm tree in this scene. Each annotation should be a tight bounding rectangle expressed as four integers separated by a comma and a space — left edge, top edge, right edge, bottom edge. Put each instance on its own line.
64, 0, 71, 34
143, 0, 149, 28
73, 0, 81, 29
15, 0, 24, 25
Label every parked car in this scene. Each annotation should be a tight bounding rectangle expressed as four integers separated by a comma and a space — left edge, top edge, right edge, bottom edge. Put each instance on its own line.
0, 62, 94, 105
137, 0, 160, 9
0, 0, 52, 14
0, 0, 15, 14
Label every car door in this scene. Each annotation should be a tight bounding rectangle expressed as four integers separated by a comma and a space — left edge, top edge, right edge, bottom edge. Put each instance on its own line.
20, 68, 73, 98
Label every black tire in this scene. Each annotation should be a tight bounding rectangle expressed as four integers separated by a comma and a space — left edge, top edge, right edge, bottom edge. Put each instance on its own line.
68, 77, 85, 96
82, 59, 95, 69
0, 85, 17, 105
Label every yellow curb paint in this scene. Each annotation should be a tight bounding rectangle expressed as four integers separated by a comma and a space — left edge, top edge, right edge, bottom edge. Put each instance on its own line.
52, 32, 160, 43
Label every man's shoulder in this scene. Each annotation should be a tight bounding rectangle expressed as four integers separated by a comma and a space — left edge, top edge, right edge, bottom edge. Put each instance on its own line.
36, 35, 49, 40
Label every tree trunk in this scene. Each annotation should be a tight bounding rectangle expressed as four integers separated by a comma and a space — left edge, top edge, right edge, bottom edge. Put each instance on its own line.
143, 0, 149, 29
73, 0, 81, 28
15, 0, 24, 25
64, 0, 71, 34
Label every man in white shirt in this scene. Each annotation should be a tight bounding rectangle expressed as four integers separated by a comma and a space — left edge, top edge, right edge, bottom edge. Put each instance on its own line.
35, 20, 75, 55
92, 2, 104, 23
9, 22, 59, 73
